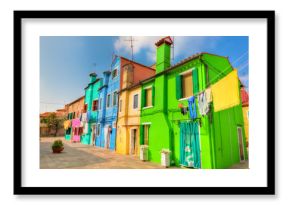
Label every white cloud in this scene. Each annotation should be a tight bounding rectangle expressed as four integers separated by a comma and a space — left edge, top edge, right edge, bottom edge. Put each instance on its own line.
114, 36, 162, 62
114, 36, 220, 63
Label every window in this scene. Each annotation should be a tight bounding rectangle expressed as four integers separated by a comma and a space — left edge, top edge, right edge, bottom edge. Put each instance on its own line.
92, 99, 99, 111
106, 94, 111, 107
182, 72, 193, 98
78, 127, 83, 136
99, 98, 102, 110
66, 127, 71, 135
133, 94, 138, 109
113, 91, 118, 106
112, 69, 118, 79
119, 99, 122, 112
145, 88, 152, 107
144, 125, 150, 145
96, 124, 101, 136
73, 112, 76, 119
83, 104, 88, 113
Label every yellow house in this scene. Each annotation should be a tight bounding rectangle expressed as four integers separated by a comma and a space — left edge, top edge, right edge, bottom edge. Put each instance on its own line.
116, 62, 155, 155
116, 83, 142, 155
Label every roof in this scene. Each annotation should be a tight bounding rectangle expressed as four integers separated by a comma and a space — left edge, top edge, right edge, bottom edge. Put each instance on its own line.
155, 36, 173, 47
118, 56, 155, 71
66, 95, 85, 106
240, 87, 249, 106
140, 53, 202, 84
140, 52, 230, 85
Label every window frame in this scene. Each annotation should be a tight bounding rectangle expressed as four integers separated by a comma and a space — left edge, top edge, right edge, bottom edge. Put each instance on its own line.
143, 86, 153, 108
112, 91, 118, 106
112, 68, 118, 79
119, 99, 122, 113
92, 99, 99, 111
106, 94, 111, 108
133, 94, 139, 109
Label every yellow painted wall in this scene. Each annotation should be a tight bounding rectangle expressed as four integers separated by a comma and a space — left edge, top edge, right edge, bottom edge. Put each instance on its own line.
116, 86, 141, 156
242, 106, 249, 146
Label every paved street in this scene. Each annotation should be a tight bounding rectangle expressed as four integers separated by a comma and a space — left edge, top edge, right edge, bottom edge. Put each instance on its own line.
40, 137, 248, 169
40, 137, 166, 169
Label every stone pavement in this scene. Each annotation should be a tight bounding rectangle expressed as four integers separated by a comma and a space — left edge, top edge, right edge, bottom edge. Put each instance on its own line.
40, 137, 168, 169
40, 137, 248, 169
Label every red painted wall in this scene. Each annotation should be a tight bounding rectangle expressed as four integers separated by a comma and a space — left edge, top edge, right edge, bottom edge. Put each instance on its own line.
120, 57, 155, 89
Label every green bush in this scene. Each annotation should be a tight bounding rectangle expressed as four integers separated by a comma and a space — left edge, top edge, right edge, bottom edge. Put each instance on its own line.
52, 140, 64, 149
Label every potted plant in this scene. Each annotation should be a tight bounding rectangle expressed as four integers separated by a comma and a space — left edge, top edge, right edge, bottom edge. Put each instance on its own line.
52, 140, 64, 153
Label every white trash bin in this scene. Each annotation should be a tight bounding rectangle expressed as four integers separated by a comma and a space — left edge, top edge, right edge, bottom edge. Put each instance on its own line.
161, 149, 171, 168
140, 145, 149, 161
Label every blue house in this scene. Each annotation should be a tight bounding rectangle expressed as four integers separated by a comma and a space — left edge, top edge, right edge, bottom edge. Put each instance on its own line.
95, 57, 121, 150
95, 70, 110, 148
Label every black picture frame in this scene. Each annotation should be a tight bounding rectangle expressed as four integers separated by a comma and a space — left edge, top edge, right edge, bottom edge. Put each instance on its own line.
14, 10, 275, 195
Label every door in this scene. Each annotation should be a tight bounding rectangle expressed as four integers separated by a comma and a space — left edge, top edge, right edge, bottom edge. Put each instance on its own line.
180, 121, 201, 168
90, 124, 96, 146
130, 129, 137, 155
104, 125, 111, 149
237, 127, 245, 161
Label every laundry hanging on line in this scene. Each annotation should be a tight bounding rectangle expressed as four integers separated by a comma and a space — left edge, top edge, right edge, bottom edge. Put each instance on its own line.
211, 69, 240, 112
197, 92, 210, 116
188, 96, 197, 119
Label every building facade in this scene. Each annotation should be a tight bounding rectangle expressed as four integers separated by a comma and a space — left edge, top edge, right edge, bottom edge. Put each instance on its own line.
139, 36, 248, 168
63, 96, 85, 141
116, 62, 155, 155
81, 73, 103, 145
95, 56, 155, 151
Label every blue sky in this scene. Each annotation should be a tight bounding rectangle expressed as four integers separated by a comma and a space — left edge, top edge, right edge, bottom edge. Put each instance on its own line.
40, 36, 248, 113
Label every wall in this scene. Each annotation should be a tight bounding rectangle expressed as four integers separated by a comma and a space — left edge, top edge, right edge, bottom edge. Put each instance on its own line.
116, 86, 141, 155
82, 79, 102, 145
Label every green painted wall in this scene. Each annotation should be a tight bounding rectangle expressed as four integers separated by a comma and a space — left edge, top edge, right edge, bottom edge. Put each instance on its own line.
140, 43, 248, 168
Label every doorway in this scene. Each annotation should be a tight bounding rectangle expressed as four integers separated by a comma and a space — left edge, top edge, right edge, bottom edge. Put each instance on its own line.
237, 127, 245, 161
104, 125, 111, 149
130, 128, 137, 155
180, 121, 201, 168
90, 123, 96, 146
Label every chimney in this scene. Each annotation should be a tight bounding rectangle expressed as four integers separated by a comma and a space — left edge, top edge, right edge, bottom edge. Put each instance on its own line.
155, 36, 173, 73
89, 72, 97, 83
103, 71, 111, 85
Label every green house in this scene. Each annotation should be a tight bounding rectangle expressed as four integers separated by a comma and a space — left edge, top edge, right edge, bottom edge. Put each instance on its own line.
140, 37, 247, 169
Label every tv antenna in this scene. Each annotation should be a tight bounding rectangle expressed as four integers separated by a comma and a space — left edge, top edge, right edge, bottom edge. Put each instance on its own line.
124, 36, 136, 61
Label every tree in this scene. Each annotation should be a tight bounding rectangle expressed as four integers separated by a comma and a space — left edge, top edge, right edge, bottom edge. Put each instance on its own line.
46, 113, 63, 136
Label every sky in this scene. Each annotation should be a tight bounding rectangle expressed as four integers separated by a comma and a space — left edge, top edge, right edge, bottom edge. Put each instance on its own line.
40, 36, 248, 113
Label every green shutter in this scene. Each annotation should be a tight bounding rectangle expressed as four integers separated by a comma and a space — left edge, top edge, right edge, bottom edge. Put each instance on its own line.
141, 88, 146, 108
176, 75, 182, 99
192, 68, 199, 95
140, 125, 144, 145
152, 85, 155, 106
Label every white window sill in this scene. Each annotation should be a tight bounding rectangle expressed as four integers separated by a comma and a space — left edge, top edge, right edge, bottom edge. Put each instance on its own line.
178, 97, 191, 101
142, 106, 153, 110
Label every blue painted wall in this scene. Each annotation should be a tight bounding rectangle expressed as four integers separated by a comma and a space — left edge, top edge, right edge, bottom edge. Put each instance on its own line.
96, 57, 121, 150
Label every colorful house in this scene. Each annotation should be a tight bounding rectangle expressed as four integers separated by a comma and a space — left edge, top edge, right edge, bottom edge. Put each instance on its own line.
139, 36, 247, 169
95, 56, 155, 151
63, 96, 85, 141
116, 62, 155, 155
81, 73, 103, 145
240, 87, 249, 148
